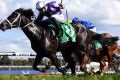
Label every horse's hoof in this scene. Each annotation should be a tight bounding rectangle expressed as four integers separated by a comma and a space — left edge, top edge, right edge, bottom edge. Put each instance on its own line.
96, 71, 101, 74
45, 65, 51, 69
61, 71, 69, 76
41, 68, 47, 73
33, 67, 40, 71
71, 74, 77, 77
33, 67, 46, 72
63, 68, 68, 72
62, 73, 70, 76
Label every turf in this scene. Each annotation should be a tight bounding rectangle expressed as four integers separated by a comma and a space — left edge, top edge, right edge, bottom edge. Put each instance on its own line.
0, 73, 120, 80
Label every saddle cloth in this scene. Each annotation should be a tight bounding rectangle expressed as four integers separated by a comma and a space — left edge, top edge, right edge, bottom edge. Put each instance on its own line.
48, 22, 76, 43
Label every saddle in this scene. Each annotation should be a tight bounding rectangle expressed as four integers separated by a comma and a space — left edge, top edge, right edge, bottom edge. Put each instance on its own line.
41, 19, 76, 43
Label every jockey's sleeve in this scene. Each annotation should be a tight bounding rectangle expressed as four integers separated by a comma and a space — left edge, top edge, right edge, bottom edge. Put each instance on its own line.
48, 1, 60, 9
53, 2, 59, 8
37, 12, 44, 21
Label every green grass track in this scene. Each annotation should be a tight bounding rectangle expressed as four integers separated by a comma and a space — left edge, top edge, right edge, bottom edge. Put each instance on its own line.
0, 73, 120, 80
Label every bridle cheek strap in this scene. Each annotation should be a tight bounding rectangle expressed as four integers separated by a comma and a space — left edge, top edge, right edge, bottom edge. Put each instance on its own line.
5, 12, 21, 29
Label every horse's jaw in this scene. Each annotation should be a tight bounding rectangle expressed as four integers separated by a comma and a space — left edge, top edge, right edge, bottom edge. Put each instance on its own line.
0, 27, 6, 31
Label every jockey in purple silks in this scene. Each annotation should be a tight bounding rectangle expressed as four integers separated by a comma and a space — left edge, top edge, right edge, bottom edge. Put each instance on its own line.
36, 1, 64, 36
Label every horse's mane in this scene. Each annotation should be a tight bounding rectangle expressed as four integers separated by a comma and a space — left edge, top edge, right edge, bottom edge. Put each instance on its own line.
14, 8, 51, 30
87, 28, 119, 45
15, 8, 34, 20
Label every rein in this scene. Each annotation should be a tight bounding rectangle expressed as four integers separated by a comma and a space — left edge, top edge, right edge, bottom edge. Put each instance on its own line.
5, 12, 35, 29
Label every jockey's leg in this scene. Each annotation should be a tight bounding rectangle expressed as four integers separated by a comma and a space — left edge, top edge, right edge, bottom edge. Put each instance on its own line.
50, 17, 60, 36
50, 14, 64, 37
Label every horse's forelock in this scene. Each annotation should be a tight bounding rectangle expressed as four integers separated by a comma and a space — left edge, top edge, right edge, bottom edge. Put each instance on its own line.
23, 9, 34, 17
14, 8, 24, 13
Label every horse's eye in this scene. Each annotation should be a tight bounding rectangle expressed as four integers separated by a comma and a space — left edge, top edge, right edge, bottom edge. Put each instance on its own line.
13, 14, 17, 17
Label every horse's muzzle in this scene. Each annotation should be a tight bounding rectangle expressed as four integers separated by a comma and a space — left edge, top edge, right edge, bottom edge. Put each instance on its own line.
0, 23, 7, 31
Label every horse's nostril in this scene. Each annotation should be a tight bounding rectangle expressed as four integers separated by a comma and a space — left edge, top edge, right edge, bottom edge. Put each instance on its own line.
0, 23, 6, 31
0, 24, 4, 29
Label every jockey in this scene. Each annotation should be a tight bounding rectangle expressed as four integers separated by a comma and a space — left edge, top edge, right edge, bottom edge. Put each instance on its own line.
36, 1, 65, 36
72, 17, 96, 32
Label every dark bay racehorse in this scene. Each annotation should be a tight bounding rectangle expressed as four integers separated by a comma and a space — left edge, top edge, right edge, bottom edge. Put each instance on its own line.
0, 8, 119, 75
90, 33, 119, 73
63, 24, 119, 74
0, 8, 78, 75
99, 38, 119, 73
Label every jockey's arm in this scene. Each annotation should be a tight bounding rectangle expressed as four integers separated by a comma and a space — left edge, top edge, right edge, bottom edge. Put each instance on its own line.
37, 12, 44, 22
58, 3, 64, 9
52, 2, 64, 9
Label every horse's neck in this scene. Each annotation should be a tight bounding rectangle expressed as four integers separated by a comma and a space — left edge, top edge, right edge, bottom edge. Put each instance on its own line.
21, 23, 42, 41
88, 30, 103, 43
84, 29, 97, 43
87, 30, 93, 38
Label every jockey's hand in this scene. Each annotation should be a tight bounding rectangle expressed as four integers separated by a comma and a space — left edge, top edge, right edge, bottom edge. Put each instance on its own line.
39, 7, 46, 14
59, 3, 64, 9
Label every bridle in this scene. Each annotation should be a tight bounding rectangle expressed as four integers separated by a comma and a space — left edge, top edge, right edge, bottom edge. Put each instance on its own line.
5, 12, 35, 29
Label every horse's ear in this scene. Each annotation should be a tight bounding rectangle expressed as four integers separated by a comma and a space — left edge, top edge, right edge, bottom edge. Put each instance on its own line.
15, 8, 24, 13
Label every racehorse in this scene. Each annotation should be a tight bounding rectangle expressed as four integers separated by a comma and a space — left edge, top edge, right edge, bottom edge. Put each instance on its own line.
99, 43, 120, 73
0, 8, 78, 75
0, 8, 119, 75
90, 44, 120, 73
62, 24, 119, 74
91, 33, 119, 73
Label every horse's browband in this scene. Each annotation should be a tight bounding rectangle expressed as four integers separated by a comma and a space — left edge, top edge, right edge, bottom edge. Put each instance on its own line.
5, 12, 21, 29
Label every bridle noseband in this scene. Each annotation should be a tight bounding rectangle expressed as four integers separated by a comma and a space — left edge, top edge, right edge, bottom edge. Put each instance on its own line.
5, 12, 35, 29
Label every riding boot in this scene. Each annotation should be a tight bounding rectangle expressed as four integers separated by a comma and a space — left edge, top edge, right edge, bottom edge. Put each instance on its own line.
50, 17, 60, 37
92, 41, 96, 56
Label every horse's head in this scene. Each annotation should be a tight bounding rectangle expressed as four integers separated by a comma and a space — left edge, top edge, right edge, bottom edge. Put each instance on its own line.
0, 8, 34, 31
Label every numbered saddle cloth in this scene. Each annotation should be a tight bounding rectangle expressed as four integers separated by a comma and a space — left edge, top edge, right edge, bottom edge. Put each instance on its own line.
59, 22, 76, 43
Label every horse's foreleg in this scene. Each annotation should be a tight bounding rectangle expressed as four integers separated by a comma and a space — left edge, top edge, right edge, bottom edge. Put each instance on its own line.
103, 46, 117, 73
108, 46, 117, 66
63, 64, 70, 72
63, 59, 76, 75
63, 60, 76, 75
80, 54, 90, 74
101, 52, 113, 73
62, 48, 76, 75
49, 53, 67, 75
108, 51, 113, 67
73, 46, 90, 74
68, 56, 76, 75
100, 57, 107, 73
33, 54, 44, 72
